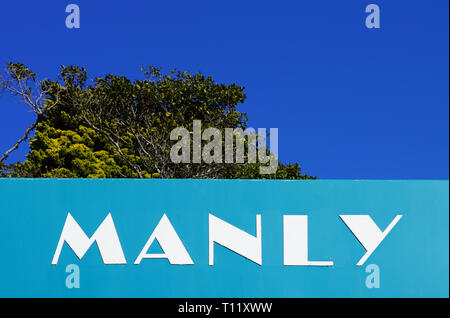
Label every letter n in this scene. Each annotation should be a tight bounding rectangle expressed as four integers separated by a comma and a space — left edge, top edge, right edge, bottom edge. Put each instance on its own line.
209, 214, 262, 265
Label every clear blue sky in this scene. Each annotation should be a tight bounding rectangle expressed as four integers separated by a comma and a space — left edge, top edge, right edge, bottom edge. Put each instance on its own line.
0, 0, 448, 179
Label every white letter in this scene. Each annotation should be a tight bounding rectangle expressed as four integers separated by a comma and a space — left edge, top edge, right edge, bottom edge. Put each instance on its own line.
65, 264, 80, 288
170, 127, 191, 163
65, 4, 80, 29
134, 214, 193, 265
283, 215, 333, 266
365, 4, 380, 29
224, 127, 257, 164
258, 128, 278, 174
365, 264, 380, 288
340, 215, 402, 266
202, 127, 222, 164
209, 214, 262, 265
52, 213, 126, 265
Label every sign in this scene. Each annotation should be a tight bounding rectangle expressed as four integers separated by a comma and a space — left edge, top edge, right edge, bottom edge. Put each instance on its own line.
0, 179, 448, 297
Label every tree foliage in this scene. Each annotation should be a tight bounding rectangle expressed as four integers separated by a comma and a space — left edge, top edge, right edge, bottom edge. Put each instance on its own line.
0, 63, 315, 179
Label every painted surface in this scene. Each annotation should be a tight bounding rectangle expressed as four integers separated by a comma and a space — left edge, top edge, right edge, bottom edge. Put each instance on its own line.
0, 179, 448, 297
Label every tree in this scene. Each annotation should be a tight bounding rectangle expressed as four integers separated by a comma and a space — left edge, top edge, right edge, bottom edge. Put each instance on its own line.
0, 63, 315, 179
0, 62, 62, 162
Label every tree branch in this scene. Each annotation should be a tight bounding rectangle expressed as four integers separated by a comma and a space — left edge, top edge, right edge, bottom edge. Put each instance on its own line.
0, 119, 38, 162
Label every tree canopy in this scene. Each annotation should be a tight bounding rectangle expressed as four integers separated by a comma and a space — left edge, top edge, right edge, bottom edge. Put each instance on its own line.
0, 62, 315, 179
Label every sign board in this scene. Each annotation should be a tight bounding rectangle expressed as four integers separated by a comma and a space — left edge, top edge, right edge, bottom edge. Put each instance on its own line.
0, 179, 448, 297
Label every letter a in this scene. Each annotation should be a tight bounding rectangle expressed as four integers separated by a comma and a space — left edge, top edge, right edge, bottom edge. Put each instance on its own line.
65, 4, 80, 29
134, 214, 194, 265
365, 4, 380, 29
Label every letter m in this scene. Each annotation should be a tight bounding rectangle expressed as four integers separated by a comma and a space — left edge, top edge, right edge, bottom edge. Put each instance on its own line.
52, 213, 126, 265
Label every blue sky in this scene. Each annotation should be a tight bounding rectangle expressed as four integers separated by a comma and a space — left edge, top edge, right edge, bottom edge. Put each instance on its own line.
0, 0, 448, 179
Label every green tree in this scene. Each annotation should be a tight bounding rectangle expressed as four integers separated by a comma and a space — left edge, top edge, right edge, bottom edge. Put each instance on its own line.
0, 63, 315, 179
